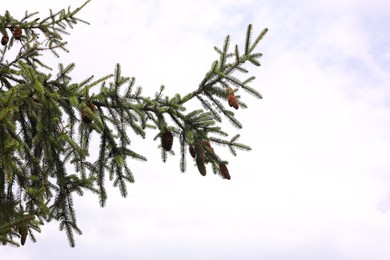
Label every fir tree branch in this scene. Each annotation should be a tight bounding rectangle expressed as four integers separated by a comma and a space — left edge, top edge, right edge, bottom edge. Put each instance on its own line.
0, 2, 267, 246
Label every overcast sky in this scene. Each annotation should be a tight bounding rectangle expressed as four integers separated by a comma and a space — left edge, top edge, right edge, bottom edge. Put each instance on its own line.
2, 0, 390, 259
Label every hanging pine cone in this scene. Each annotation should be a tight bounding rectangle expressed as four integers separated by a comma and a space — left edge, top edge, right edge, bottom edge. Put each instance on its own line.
1, 34, 9, 46
196, 158, 206, 176
189, 145, 196, 158
81, 102, 96, 124
19, 225, 28, 246
226, 87, 239, 109
161, 130, 173, 151
81, 110, 92, 123
13, 27, 22, 40
194, 142, 206, 176
227, 94, 239, 109
219, 163, 231, 180
195, 143, 204, 162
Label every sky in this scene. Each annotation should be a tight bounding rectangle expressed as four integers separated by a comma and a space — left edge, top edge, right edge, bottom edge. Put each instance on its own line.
2, 0, 390, 259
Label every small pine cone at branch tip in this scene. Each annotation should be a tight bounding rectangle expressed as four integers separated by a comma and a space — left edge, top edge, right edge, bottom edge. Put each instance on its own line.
226, 87, 239, 110
219, 163, 231, 180
195, 143, 205, 162
189, 145, 196, 158
196, 158, 207, 176
228, 94, 239, 110
18, 225, 28, 246
1, 34, 9, 46
13, 27, 22, 40
161, 130, 174, 151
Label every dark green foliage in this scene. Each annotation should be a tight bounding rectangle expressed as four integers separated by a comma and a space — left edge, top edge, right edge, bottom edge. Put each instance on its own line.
0, 0, 267, 247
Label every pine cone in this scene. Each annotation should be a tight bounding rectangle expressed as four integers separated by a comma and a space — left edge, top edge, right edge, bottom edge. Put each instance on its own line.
195, 143, 204, 162
1, 34, 9, 46
219, 163, 231, 180
227, 94, 239, 109
13, 27, 22, 40
196, 158, 206, 176
19, 225, 28, 246
189, 145, 196, 158
226, 87, 239, 109
161, 130, 173, 151
81, 102, 96, 123
81, 110, 92, 123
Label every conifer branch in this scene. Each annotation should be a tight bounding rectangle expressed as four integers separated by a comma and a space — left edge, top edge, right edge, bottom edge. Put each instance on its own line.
0, 2, 267, 246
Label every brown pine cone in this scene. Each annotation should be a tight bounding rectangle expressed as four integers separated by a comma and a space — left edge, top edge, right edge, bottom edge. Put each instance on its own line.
226, 87, 239, 109
196, 158, 206, 176
13, 27, 22, 40
81, 110, 92, 123
219, 163, 231, 180
161, 130, 173, 151
189, 145, 196, 158
195, 143, 204, 162
1, 34, 9, 46
81, 102, 96, 123
227, 94, 239, 109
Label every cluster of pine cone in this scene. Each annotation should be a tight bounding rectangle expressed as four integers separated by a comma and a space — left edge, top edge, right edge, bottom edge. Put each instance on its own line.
159, 85, 239, 179
161, 129, 230, 180
189, 141, 230, 180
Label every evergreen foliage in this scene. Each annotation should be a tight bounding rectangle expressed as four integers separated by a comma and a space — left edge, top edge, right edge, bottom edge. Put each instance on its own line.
0, 0, 267, 247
